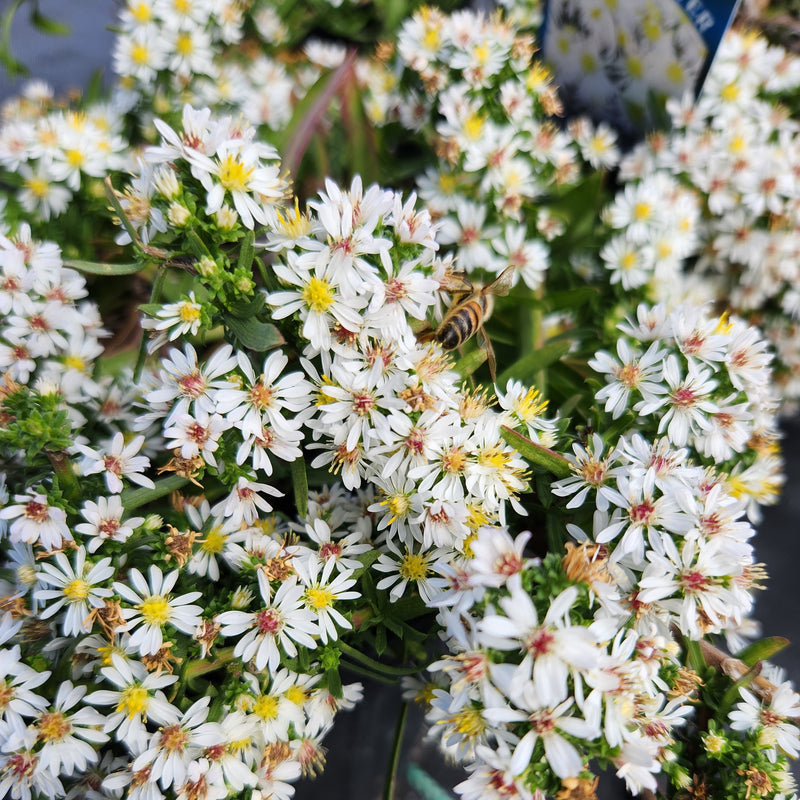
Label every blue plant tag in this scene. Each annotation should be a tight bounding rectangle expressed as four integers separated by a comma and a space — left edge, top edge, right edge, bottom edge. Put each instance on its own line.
540, 0, 742, 142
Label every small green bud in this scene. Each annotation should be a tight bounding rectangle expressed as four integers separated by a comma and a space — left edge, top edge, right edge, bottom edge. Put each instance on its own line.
196, 256, 218, 278
143, 514, 163, 531
167, 202, 191, 227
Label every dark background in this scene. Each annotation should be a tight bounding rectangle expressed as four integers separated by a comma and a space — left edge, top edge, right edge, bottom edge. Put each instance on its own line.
2, 2, 798, 797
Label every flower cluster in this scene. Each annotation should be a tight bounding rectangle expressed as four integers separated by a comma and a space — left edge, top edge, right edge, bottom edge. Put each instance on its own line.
589, 302, 782, 517
392, 5, 621, 293
409, 527, 697, 798
0, 83, 131, 233
618, 29, 800, 404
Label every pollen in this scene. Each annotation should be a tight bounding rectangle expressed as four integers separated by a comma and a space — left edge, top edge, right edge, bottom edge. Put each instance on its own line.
25, 176, 50, 198
463, 113, 485, 141
130, 2, 152, 23
160, 723, 190, 753
306, 586, 334, 610
179, 302, 201, 323
217, 153, 254, 192
37, 711, 71, 742
276, 199, 312, 239
399, 551, 428, 582
138, 595, 172, 626
64, 354, 87, 372
201, 527, 226, 554
117, 685, 149, 719
64, 579, 91, 601
254, 694, 279, 721
302, 276, 335, 313
387, 492, 411, 519
285, 685, 307, 705
449, 705, 485, 739
175, 32, 194, 57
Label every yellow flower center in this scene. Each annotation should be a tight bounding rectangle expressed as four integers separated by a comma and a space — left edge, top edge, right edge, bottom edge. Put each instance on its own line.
131, 42, 150, 65
306, 586, 334, 610
138, 595, 172, 626
179, 302, 201, 323
130, 2, 152, 23
37, 711, 71, 742
633, 201, 651, 221
387, 493, 411, 518
302, 276, 335, 313
218, 153, 254, 192
176, 32, 194, 57
117, 685, 149, 719
285, 685, 307, 705
25, 177, 50, 198
64, 355, 87, 372
449, 706, 485, 738
463, 113, 485, 141
253, 694, 279, 721
201, 527, 226, 554
399, 552, 428, 582
721, 82, 739, 103
66, 149, 85, 169
64, 579, 90, 601
478, 446, 509, 470
666, 61, 684, 84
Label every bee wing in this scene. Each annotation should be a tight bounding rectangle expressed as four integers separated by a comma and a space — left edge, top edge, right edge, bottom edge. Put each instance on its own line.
486, 266, 516, 297
439, 270, 474, 296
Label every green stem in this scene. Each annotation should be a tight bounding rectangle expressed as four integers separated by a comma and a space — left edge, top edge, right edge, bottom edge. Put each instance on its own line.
383, 701, 408, 800
133, 265, 167, 383
339, 660, 399, 685
521, 285, 546, 395
184, 648, 235, 683
337, 641, 420, 678
46, 449, 79, 502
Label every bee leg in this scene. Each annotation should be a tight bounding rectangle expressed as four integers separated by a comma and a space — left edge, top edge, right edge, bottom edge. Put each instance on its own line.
479, 325, 497, 383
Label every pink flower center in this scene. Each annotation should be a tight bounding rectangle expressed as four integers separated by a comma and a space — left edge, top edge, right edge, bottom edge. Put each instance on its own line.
525, 627, 554, 657
178, 371, 206, 398
255, 607, 282, 635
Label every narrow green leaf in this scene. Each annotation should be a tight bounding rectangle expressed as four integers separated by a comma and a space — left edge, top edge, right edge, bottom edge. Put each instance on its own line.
237, 229, 256, 273
720, 663, 763, 714
497, 339, 572, 386
684, 638, 706, 674
375, 625, 388, 656
30, 9, 70, 35
325, 667, 343, 699
406, 764, 455, 800
452, 347, 487, 378
184, 230, 212, 258
226, 292, 266, 319
290, 456, 308, 519
120, 475, 189, 511
278, 49, 358, 179
64, 259, 143, 276
500, 425, 572, 478
223, 314, 284, 351
735, 637, 790, 667
0, 0, 27, 76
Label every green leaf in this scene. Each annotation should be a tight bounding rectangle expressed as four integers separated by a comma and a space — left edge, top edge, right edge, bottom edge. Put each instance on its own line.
0, 0, 27, 76
64, 259, 143, 276
225, 292, 266, 319
325, 667, 343, 699
735, 637, 790, 667
452, 346, 487, 378
120, 475, 190, 511
375, 625, 388, 656
184, 230, 212, 258
497, 339, 572, 386
500, 426, 572, 478
290, 456, 308, 519
30, 9, 70, 35
222, 314, 284, 351
684, 638, 706, 674
278, 49, 357, 179
237, 230, 255, 273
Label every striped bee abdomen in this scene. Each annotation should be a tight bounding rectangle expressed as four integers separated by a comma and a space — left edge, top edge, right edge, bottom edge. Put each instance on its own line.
436, 298, 485, 349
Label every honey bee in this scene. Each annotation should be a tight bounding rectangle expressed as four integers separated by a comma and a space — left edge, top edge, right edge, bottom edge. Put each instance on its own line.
427, 266, 515, 380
